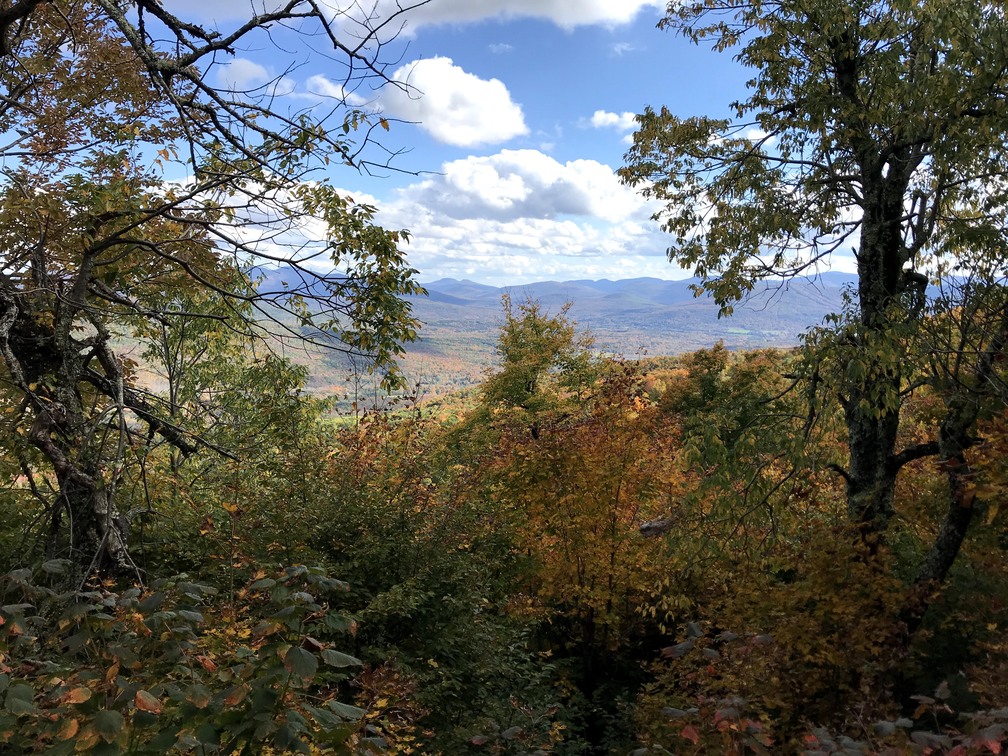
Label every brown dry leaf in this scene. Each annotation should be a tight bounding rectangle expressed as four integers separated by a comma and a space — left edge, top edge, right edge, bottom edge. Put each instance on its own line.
224, 685, 249, 707
64, 687, 91, 705
57, 718, 79, 740
135, 689, 163, 714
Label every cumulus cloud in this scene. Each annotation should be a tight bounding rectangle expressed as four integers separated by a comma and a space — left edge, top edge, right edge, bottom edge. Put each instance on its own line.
214, 58, 295, 97
402, 150, 647, 224
168, 0, 662, 29
742, 127, 779, 148
365, 0, 664, 31
590, 110, 638, 131
379, 57, 527, 147
299, 74, 369, 107
346, 149, 676, 285
385, 212, 676, 285
589, 110, 639, 145
216, 58, 269, 90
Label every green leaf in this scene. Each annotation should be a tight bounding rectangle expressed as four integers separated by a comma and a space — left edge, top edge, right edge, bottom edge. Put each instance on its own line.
283, 647, 318, 681
274, 723, 311, 754
176, 610, 204, 624
305, 705, 340, 728
196, 722, 220, 746
321, 649, 362, 668
4, 683, 35, 716
94, 710, 125, 743
138, 593, 166, 612
327, 700, 366, 721
40, 559, 72, 575
1, 603, 33, 614
185, 684, 212, 709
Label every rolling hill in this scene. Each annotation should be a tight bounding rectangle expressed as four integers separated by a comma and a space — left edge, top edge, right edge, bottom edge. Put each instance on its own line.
320, 272, 857, 398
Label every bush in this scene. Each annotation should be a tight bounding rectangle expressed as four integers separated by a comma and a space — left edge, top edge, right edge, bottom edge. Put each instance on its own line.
0, 563, 367, 753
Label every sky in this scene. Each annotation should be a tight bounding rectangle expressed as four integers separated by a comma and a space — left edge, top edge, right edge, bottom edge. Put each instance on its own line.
165, 1, 756, 286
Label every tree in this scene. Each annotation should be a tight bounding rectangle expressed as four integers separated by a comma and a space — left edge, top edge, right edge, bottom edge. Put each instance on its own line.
0, 1, 425, 576
480, 294, 598, 419
621, 0, 1008, 596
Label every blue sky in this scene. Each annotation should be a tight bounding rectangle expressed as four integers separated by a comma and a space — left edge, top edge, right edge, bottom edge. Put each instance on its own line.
168, 1, 756, 285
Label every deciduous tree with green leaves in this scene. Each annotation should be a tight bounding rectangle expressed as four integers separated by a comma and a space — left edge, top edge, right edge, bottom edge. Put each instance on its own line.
621, 0, 1008, 601
0, 1, 425, 576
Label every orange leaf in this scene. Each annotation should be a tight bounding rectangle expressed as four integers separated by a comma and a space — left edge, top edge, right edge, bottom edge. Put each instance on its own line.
196, 655, 217, 672
134, 690, 162, 714
75, 729, 100, 750
64, 687, 91, 705
224, 685, 248, 707
680, 724, 700, 744
57, 718, 79, 740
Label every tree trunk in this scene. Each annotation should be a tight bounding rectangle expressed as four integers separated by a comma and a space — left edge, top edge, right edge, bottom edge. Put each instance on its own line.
913, 315, 1008, 590
1, 277, 132, 576
845, 172, 907, 532
843, 397, 900, 528
27, 392, 132, 574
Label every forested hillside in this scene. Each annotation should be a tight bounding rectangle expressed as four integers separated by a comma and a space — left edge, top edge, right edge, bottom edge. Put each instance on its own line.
1, 1, 1008, 755
299, 273, 853, 399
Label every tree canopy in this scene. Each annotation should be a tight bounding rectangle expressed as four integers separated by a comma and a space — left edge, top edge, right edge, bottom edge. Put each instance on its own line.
0, 1, 425, 574
621, 0, 1008, 592
4, 2, 1008, 752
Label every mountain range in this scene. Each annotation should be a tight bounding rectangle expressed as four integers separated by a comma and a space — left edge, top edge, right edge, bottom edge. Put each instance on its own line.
354, 272, 858, 397
250, 268, 858, 395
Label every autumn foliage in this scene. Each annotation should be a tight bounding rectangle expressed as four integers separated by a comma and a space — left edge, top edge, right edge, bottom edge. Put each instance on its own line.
1, 5, 1008, 751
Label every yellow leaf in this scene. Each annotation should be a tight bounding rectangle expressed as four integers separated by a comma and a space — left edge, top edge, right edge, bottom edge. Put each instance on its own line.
984, 501, 1000, 525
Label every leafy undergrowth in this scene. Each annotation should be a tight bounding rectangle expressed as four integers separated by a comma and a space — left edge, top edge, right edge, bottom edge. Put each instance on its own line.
0, 563, 372, 754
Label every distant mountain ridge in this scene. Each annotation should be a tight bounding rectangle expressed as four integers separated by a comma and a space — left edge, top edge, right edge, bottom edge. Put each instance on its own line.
409, 272, 855, 346
249, 267, 857, 395
365, 273, 857, 395
418, 272, 856, 313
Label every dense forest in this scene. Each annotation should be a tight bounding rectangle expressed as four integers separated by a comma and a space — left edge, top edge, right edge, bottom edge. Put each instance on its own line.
1, 1, 1008, 754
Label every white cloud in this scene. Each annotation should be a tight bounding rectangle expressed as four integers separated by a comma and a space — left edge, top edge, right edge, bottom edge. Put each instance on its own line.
742, 127, 779, 148
168, 0, 662, 30
590, 110, 638, 131
366, 0, 664, 31
403, 150, 647, 224
182, 151, 677, 286
214, 58, 296, 97
300, 74, 369, 107
344, 149, 678, 285
489, 43, 513, 53
379, 57, 527, 147
216, 58, 269, 90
